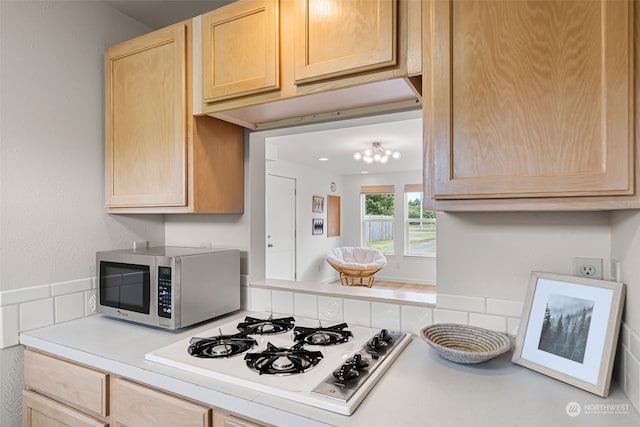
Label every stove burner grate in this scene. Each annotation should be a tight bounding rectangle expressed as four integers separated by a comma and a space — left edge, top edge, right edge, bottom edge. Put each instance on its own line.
293, 322, 353, 346
245, 342, 323, 375
236, 315, 295, 335
188, 332, 257, 359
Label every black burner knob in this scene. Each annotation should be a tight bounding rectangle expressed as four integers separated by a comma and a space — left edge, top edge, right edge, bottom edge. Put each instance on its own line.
347, 353, 370, 371
333, 363, 359, 384
378, 329, 392, 342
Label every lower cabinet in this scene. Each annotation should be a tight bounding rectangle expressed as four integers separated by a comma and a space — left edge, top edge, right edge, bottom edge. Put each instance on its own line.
111, 378, 210, 427
213, 410, 266, 427
22, 390, 108, 427
23, 349, 268, 427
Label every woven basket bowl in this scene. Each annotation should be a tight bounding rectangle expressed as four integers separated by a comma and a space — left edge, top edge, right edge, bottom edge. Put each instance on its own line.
421, 323, 512, 364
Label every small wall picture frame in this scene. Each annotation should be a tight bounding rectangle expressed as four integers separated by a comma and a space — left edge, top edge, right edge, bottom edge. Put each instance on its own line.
312, 195, 324, 213
512, 271, 625, 397
312, 218, 324, 235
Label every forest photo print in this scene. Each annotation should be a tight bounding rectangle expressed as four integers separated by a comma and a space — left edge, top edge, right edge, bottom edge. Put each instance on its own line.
537, 294, 594, 363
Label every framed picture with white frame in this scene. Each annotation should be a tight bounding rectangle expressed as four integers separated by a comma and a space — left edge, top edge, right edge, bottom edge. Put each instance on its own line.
512, 271, 625, 397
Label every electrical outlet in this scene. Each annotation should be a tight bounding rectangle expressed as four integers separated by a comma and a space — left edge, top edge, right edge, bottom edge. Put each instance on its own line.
573, 257, 603, 279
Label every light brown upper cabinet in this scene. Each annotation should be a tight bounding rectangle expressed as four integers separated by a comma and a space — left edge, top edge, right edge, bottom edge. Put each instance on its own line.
196, 0, 422, 130
424, 0, 635, 210
201, 0, 279, 102
293, 0, 396, 84
106, 20, 244, 214
106, 24, 187, 208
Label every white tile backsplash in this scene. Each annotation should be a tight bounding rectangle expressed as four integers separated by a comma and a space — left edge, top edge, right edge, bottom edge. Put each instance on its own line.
20, 299, 54, 331
507, 317, 520, 337
469, 313, 507, 334
625, 348, 640, 413
436, 294, 485, 313
294, 293, 318, 319
434, 308, 468, 325
371, 302, 400, 331
249, 288, 272, 312
619, 322, 640, 414
401, 305, 433, 335
55, 293, 85, 323
343, 299, 371, 327
272, 291, 294, 315
0, 306, 19, 348
486, 299, 524, 317
51, 278, 92, 297
630, 329, 640, 360
318, 296, 343, 323
0, 284, 50, 306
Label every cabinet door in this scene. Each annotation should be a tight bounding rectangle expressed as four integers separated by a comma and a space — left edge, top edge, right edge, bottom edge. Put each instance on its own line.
111, 378, 211, 427
22, 391, 107, 427
213, 410, 266, 427
294, 0, 397, 84
105, 24, 187, 207
426, 0, 633, 200
202, 0, 279, 102
24, 350, 108, 418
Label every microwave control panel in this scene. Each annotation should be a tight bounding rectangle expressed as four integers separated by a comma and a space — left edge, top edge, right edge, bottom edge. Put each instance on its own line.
158, 266, 172, 318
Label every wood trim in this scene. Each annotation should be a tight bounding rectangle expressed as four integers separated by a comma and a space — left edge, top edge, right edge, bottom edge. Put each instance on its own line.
327, 195, 341, 237
404, 183, 422, 192
361, 185, 394, 194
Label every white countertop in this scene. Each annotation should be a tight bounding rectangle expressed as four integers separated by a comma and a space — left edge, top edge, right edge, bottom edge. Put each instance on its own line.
19, 313, 639, 427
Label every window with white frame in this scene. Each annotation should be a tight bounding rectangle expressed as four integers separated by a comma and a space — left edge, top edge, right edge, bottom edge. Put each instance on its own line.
404, 184, 436, 256
361, 185, 394, 254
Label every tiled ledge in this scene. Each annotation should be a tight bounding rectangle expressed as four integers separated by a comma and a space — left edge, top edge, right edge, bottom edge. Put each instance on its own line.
250, 279, 437, 307
0, 278, 97, 349
618, 322, 640, 413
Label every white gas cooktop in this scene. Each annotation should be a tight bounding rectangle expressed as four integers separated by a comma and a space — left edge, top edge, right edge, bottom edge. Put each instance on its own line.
145, 312, 411, 415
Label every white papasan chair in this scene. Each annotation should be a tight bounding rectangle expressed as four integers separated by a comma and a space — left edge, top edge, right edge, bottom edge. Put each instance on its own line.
326, 247, 387, 288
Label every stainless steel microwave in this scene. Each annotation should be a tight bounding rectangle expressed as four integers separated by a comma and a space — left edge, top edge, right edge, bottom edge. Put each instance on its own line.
96, 246, 240, 330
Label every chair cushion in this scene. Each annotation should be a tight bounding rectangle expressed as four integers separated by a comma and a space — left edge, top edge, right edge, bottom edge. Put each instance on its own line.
326, 247, 387, 269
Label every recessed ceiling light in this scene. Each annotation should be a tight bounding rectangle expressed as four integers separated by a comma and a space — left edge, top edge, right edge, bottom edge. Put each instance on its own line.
318, 157, 329, 161
360, 171, 369, 174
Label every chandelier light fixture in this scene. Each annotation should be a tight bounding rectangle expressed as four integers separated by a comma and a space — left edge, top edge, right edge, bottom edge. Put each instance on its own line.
353, 142, 401, 164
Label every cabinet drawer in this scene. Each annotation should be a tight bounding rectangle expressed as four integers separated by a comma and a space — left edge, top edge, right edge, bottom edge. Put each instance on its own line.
22, 390, 108, 427
111, 377, 211, 427
213, 410, 267, 427
24, 350, 108, 417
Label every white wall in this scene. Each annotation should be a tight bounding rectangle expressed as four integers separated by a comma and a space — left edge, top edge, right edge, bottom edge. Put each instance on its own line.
267, 158, 344, 283
436, 211, 612, 301
342, 170, 436, 284
0, 1, 161, 425
0, 0, 164, 292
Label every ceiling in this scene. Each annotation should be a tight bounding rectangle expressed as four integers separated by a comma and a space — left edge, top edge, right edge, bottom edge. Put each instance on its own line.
103, 0, 234, 29
103, 0, 423, 177
266, 110, 423, 176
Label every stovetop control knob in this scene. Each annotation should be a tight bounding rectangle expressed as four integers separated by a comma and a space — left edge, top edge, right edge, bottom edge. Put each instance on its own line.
347, 353, 370, 371
378, 329, 392, 342
333, 363, 359, 385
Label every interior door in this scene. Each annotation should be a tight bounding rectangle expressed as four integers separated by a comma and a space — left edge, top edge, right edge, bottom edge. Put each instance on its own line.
266, 175, 296, 280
